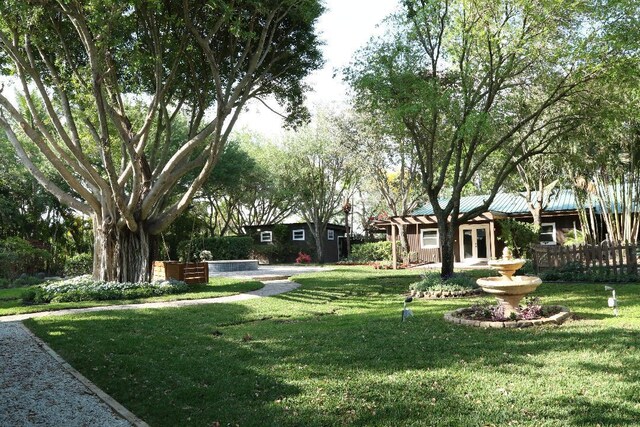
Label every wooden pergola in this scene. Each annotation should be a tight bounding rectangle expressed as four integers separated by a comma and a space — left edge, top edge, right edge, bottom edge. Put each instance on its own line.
373, 212, 502, 269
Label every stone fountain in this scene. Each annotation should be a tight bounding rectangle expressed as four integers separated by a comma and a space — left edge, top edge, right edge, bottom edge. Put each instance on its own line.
476, 247, 542, 317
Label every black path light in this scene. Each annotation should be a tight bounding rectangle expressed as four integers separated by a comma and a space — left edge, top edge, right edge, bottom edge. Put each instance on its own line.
402, 296, 413, 322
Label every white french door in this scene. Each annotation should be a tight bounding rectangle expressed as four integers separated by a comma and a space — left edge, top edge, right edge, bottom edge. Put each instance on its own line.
459, 224, 491, 262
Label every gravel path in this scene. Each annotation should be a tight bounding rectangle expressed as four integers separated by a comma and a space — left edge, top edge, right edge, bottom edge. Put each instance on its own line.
0, 322, 135, 427
0, 278, 303, 426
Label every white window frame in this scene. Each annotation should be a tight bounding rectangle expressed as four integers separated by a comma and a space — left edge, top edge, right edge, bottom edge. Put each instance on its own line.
292, 229, 305, 241
260, 231, 272, 243
539, 223, 557, 245
421, 229, 439, 248
327, 229, 335, 240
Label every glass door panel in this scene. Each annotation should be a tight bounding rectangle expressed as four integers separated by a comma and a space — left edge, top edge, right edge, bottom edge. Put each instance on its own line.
476, 228, 487, 258
463, 230, 473, 259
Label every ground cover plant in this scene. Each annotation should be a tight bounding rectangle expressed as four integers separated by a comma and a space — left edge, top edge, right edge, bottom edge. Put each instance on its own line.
0, 278, 263, 316
21, 276, 189, 304
409, 270, 484, 293
25, 267, 640, 426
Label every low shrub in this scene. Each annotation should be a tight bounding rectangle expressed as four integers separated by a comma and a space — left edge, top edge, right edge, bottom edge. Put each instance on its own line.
539, 265, 639, 283
12, 274, 45, 287
497, 219, 539, 258
295, 252, 312, 264
409, 271, 478, 293
22, 275, 189, 304
177, 236, 253, 261
64, 253, 93, 277
350, 241, 396, 262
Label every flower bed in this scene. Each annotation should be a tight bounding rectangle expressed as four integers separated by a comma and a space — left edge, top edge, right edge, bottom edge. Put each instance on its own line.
22, 275, 188, 304
444, 300, 571, 328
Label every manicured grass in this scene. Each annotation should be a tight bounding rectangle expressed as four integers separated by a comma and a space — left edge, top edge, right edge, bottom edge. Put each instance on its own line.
0, 278, 263, 316
26, 267, 640, 426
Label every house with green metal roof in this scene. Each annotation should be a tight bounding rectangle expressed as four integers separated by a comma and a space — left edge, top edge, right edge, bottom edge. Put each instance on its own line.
375, 189, 584, 265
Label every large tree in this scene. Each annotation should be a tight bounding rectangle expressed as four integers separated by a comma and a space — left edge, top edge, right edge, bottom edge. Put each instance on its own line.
283, 111, 360, 263
348, 0, 630, 276
202, 136, 296, 236
342, 112, 426, 260
0, 0, 322, 281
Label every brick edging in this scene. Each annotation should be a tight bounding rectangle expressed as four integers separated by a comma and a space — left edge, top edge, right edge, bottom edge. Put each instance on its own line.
443, 305, 571, 328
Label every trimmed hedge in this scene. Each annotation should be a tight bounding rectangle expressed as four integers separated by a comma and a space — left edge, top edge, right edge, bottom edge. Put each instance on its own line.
64, 253, 93, 277
349, 241, 395, 262
177, 236, 253, 261
22, 275, 189, 304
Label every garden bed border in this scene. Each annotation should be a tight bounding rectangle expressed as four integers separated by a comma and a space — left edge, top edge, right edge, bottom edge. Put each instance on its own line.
444, 305, 571, 328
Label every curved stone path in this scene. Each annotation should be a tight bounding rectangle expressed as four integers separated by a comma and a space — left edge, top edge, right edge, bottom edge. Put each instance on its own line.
0, 279, 300, 426
0, 279, 300, 323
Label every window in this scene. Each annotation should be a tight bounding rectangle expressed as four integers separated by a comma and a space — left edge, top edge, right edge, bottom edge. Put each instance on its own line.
292, 229, 305, 241
421, 229, 439, 248
540, 223, 556, 245
327, 229, 335, 240
260, 231, 272, 243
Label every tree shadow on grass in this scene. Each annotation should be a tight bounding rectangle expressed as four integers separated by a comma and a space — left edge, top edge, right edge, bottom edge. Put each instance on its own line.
24, 278, 640, 427
26, 304, 302, 427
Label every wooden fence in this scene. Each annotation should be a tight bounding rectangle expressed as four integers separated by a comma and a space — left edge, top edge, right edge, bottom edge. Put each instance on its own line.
530, 243, 638, 275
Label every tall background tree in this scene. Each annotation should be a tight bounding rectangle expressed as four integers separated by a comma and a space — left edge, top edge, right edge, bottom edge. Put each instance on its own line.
0, 0, 323, 282
201, 135, 296, 236
342, 112, 426, 261
283, 111, 360, 263
348, 0, 632, 276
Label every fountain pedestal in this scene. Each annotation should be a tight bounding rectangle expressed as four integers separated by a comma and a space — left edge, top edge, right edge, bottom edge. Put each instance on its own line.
476, 249, 542, 317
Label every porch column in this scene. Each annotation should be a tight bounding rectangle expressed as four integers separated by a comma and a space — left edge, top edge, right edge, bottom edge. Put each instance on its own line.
391, 224, 397, 270
489, 220, 496, 260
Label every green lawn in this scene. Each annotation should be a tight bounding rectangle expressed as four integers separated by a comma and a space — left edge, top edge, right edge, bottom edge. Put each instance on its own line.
0, 277, 263, 316
25, 267, 640, 426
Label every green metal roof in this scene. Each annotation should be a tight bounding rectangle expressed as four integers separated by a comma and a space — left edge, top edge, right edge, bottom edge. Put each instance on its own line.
411, 189, 578, 216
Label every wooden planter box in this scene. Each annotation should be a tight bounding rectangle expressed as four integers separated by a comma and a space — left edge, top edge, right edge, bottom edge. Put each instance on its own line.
152, 261, 209, 284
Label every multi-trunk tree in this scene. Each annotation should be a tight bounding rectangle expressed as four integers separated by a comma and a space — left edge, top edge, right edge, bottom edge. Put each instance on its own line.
0, 0, 323, 282
348, 0, 629, 277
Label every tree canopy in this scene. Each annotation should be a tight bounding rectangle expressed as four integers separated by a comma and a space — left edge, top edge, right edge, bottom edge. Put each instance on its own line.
0, 0, 323, 281
348, 0, 639, 275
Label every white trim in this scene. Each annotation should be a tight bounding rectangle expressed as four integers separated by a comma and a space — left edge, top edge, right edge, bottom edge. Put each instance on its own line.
292, 229, 305, 241
540, 222, 557, 245
327, 229, 335, 240
260, 231, 272, 243
420, 229, 439, 248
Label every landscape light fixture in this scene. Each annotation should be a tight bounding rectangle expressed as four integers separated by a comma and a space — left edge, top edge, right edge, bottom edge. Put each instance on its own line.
402, 297, 413, 322
605, 286, 618, 316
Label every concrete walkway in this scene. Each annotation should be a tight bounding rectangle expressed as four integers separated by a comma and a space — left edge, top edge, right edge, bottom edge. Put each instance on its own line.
0, 278, 302, 426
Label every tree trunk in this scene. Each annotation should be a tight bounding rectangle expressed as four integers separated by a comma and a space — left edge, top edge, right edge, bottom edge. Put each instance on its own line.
93, 216, 151, 283
531, 208, 542, 227
313, 223, 324, 264
438, 219, 456, 278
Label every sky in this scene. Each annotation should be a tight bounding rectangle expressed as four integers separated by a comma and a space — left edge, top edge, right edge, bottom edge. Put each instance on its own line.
235, 0, 399, 138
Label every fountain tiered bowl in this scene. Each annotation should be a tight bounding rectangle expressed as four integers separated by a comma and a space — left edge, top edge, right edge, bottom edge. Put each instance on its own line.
476, 253, 542, 317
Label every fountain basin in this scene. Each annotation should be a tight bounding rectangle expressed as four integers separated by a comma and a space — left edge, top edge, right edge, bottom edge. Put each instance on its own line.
476, 276, 542, 296
487, 258, 527, 279
477, 276, 542, 317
